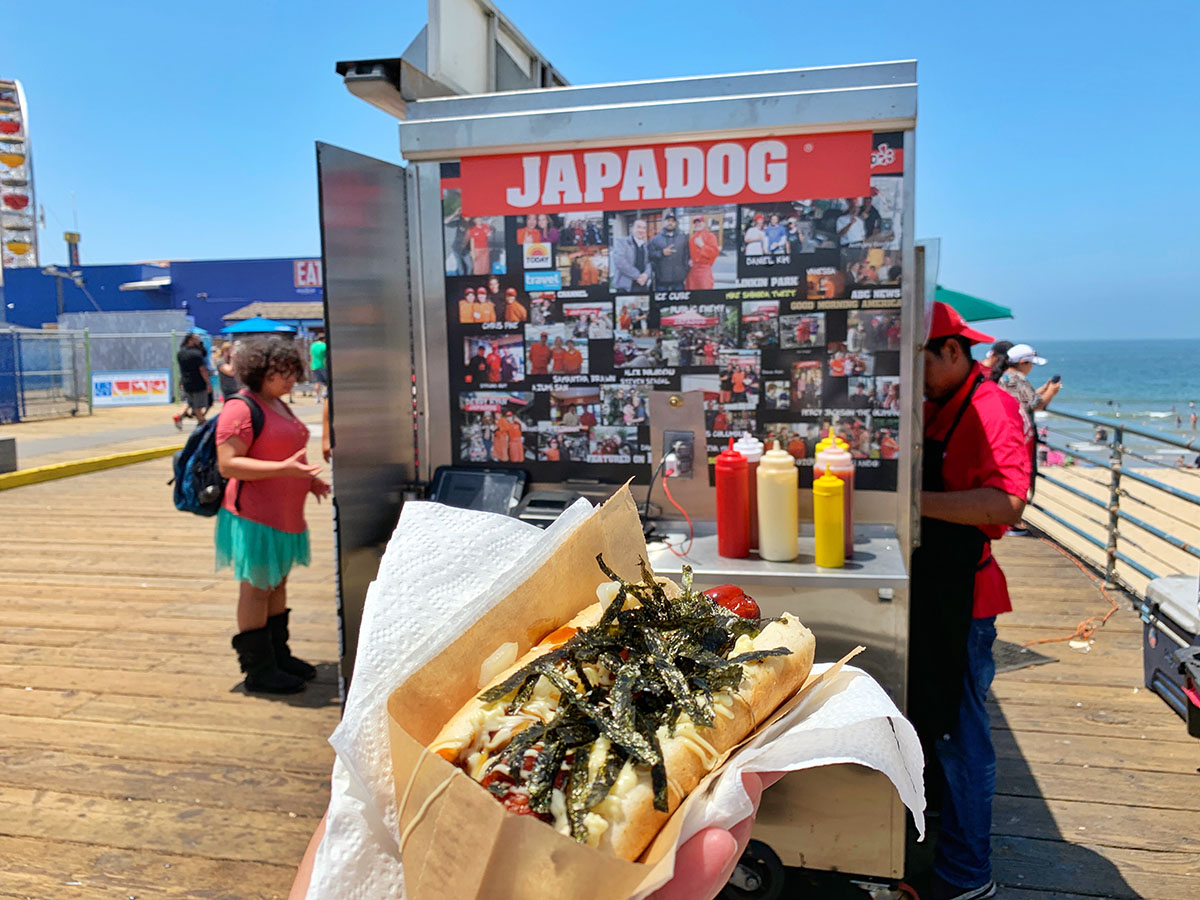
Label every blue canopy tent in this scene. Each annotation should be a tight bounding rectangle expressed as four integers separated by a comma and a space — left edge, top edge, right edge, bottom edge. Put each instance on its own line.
219, 316, 298, 335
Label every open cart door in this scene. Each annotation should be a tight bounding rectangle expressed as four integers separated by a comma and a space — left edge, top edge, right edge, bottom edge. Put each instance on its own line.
317, 142, 416, 689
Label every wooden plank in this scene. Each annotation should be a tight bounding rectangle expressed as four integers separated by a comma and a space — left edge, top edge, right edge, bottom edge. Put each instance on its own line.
997, 662, 1148, 691
60, 692, 340, 738
1, 716, 335, 775
0, 643, 336, 675
996, 760, 1200, 812
992, 726, 1200, 774
991, 680, 1160, 711
0, 628, 339, 658
0, 833, 295, 900
993, 834, 1200, 900
0, 685, 97, 719
988, 890, 1124, 900
992, 794, 1200, 854
988, 699, 1197, 745
0, 748, 331, 816
0, 664, 341, 708
0, 786, 316, 863
0, 610, 336, 641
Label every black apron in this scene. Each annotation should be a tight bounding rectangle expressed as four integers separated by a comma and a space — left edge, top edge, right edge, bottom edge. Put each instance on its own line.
908, 374, 988, 750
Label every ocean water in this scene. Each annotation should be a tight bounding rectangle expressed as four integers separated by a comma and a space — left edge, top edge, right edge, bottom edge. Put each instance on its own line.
986, 338, 1200, 458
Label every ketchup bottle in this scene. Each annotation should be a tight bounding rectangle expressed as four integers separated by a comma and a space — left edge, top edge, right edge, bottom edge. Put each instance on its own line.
715, 438, 750, 558
732, 433, 764, 550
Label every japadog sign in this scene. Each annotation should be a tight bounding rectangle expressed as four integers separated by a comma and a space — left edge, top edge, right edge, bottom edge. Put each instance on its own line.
458, 132, 873, 216
92, 370, 172, 407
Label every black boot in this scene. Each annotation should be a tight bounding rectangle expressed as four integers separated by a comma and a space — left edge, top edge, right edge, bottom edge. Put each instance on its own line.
267, 610, 318, 682
232, 626, 306, 694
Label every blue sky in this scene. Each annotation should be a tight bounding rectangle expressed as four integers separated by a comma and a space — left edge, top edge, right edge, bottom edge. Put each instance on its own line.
5, 0, 1197, 340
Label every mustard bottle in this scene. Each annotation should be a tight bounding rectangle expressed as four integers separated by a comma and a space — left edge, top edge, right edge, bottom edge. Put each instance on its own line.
756, 440, 798, 562
813, 472, 845, 568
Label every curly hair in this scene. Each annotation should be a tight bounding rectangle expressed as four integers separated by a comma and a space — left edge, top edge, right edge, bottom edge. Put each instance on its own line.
233, 337, 305, 393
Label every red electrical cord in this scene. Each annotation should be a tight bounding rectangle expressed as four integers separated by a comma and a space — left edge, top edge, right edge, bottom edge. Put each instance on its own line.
659, 471, 695, 557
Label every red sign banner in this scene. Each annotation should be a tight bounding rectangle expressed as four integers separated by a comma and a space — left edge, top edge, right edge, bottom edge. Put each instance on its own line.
459, 132, 873, 216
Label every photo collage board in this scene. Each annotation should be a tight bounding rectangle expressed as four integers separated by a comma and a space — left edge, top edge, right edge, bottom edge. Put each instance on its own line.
440, 132, 906, 490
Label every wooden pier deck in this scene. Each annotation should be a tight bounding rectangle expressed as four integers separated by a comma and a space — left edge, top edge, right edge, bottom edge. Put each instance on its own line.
983, 534, 1200, 900
1, 431, 1197, 898
0, 422, 339, 900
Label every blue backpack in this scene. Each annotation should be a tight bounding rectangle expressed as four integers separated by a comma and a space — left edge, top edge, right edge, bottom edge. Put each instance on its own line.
172, 393, 264, 516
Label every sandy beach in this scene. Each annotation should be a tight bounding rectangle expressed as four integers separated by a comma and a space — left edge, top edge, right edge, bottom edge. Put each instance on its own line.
1025, 462, 1200, 597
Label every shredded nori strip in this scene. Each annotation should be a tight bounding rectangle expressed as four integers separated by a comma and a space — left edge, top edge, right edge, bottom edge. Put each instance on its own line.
724, 647, 795, 666
650, 753, 669, 814
528, 738, 567, 813
566, 750, 591, 839
470, 558, 792, 843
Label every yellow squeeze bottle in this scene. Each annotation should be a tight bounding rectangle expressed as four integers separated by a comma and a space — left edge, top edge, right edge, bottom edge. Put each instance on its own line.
813, 472, 845, 568
756, 440, 798, 562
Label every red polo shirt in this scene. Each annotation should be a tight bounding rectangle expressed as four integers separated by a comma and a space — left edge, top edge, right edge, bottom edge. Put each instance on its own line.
924, 363, 1031, 618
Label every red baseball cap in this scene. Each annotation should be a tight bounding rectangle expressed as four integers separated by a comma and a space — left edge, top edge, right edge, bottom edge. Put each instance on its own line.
505, 287, 517, 296
927, 301, 993, 345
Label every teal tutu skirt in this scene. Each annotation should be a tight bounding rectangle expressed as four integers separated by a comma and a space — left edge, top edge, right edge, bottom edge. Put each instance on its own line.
215, 508, 310, 590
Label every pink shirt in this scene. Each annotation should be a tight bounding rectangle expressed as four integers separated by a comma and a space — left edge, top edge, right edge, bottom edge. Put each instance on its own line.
216, 395, 311, 534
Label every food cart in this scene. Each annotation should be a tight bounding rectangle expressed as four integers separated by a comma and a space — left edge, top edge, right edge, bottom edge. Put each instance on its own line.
320, 16, 922, 892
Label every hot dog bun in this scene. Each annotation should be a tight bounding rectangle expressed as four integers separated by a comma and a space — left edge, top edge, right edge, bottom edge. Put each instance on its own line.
429, 574, 815, 861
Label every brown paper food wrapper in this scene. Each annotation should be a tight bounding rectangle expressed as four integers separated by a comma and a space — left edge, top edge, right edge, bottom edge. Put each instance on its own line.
386, 484, 851, 900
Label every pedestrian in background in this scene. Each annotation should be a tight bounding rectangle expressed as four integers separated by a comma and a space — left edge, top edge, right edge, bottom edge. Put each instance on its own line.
309, 329, 328, 403
216, 342, 241, 401
215, 338, 329, 694
174, 332, 211, 429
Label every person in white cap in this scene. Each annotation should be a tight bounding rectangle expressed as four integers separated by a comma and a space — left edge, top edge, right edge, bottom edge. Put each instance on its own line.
999, 343, 1059, 419
997, 343, 1059, 534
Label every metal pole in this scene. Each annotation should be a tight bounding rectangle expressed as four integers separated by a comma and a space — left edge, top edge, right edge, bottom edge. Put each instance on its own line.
10, 333, 20, 423
13, 331, 24, 421
1105, 425, 1123, 588
55, 274, 64, 319
84, 329, 93, 415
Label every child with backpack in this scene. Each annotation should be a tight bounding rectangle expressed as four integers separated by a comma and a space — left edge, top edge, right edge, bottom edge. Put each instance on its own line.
214, 338, 330, 694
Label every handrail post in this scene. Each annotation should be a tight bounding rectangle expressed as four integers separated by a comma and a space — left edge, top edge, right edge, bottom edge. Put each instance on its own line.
1105, 425, 1123, 588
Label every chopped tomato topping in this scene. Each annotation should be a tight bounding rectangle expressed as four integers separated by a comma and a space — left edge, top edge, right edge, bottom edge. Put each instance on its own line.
502, 791, 534, 815
481, 769, 514, 790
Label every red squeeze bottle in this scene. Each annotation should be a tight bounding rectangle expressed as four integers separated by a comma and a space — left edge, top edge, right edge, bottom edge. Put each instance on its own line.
715, 438, 750, 558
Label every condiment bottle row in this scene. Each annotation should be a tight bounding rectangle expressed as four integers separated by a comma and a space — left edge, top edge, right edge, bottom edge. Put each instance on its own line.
714, 433, 855, 568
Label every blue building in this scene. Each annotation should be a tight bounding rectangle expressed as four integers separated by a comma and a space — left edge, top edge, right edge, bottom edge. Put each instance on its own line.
1, 257, 324, 334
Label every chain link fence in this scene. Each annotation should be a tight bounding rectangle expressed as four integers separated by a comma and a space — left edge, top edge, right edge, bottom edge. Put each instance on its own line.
0, 327, 88, 423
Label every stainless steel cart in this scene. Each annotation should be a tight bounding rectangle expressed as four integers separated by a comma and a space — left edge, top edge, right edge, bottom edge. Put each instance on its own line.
319, 52, 921, 887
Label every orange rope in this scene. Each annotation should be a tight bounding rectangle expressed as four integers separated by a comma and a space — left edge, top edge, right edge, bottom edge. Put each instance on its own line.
659, 474, 694, 558
1021, 535, 1122, 647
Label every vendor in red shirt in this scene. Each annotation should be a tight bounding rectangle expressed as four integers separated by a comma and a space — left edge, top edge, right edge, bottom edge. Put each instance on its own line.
911, 302, 1029, 900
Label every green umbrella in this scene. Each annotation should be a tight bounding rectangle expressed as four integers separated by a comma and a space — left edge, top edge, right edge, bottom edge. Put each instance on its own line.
935, 285, 1013, 322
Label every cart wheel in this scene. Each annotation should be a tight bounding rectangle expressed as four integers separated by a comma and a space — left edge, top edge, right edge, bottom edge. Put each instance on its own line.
719, 839, 785, 900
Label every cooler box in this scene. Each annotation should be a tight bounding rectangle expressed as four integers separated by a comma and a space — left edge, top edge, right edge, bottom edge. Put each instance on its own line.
1140, 574, 1200, 726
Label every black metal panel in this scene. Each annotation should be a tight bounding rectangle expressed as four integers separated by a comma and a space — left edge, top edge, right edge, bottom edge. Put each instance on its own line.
316, 142, 414, 688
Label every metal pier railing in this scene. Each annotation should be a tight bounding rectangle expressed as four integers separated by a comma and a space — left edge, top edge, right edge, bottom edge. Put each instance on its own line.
1028, 409, 1200, 599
